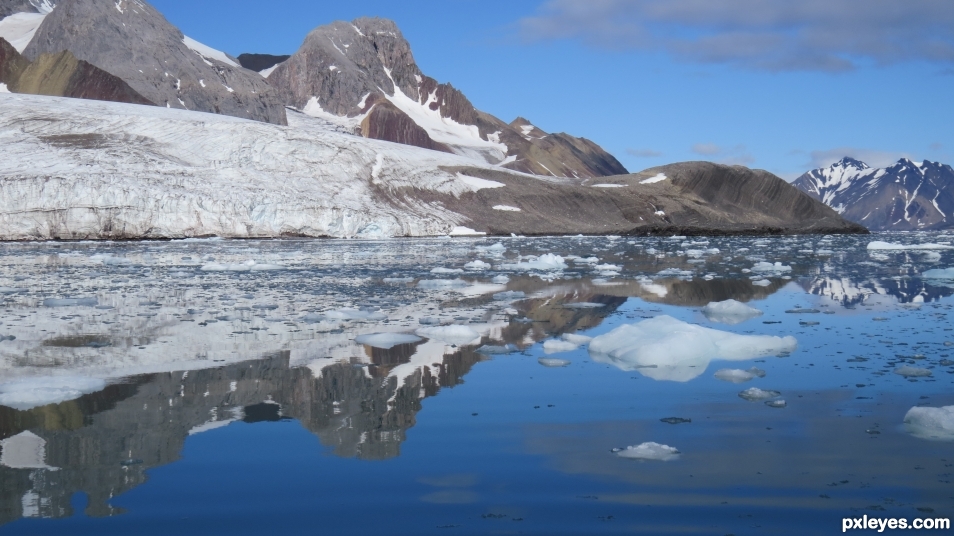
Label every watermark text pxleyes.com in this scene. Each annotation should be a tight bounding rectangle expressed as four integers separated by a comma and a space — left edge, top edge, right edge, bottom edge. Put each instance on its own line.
843, 515, 950, 532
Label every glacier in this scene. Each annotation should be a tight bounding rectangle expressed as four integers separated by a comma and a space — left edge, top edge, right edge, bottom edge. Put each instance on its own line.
0, 93, 535, 240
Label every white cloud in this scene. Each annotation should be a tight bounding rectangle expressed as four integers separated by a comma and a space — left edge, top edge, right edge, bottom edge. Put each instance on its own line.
808, 147, 915, 169
520, 0, 954, 72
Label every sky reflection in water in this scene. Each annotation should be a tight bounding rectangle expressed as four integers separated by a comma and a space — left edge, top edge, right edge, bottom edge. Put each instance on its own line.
1, 233, 953, 535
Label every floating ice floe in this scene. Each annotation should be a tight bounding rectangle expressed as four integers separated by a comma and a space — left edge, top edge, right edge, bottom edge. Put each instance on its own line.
477, 344, 517, 355
562, 333, 593, 345
750, 262, 792, 273
542, 339, 580, 354
201, 260, 286, 271
588, 316, 796, 382
491, 275, 510, 284
616, 442, 680, 461
738, 387, 782, 401
500, 254, 567, 271
464, 260, 491, 270
894, 366, 932, 378
415, 325, 482, 346
904, 406, 954, 441
431, 267, 464, 274
867, 241, 954, 251
702, 299, 763, 325
538, 358, 571, 367
354, 333, 423, 349
0, 376, 107, 410
713, 367, 766, 383
323, 308, 388, 321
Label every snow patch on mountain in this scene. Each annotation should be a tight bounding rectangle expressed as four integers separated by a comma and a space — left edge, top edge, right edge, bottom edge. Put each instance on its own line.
0, 11, 47, 52
182, 35, 239, 68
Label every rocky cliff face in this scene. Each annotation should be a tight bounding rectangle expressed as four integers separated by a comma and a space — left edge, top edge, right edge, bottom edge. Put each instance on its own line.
1, 38, 152, 104
21, 0, 286, 124
793, 157, 954, 231
0, 0, 54, 18
267, 17, 627, 177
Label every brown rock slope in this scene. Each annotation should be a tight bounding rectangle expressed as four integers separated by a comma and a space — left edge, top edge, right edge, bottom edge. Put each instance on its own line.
1, 39, 152, 105
266, 17, 627, 178
430, 161, 868, 235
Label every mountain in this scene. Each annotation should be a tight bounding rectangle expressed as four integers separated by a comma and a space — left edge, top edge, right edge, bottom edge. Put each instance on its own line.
793, 157, 954, 231
17, 0, 286, 124
1, 37, 152, 104
0, 93, 865, 239
265, 17, 627, 178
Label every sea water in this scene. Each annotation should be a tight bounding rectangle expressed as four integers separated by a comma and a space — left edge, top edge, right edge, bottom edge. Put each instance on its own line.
0, 233, 952, 535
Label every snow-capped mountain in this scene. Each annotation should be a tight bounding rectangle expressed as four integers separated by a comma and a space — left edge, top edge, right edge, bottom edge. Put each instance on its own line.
793, 157, 954, 231
13, 0, 286, 124
266, 17, 627, 178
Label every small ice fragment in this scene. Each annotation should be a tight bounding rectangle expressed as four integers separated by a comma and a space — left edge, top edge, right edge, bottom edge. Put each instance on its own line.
491, 275, 510, 284
738, 387, 781, 401
464, 260, 491, 270
616, 442, 680, 461
418, 317, 441, 325
702, 299, 763, 325
431, 267, 464, 274
765, 399, 787, 408
538, 358, 571, 367
894, 366, 932, 378
383, 277, 414, 283
324, 308, 387, 321
415, 325, 481, 346
354, 333, 422, 349
542, 340, 580, 354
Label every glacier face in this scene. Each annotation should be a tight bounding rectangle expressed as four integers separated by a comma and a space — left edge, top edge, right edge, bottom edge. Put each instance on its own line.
0, 93, 523, 240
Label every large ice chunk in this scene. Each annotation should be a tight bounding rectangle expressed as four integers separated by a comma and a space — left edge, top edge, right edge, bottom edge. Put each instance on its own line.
588, 316, 796, 382
868, 241, 954, 251
0, 431, 57, 470
702, 299, 763, 325
904, 406, 954, 441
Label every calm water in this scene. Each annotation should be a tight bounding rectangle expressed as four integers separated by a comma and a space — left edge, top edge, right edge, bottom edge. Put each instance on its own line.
0, 234, 952, 535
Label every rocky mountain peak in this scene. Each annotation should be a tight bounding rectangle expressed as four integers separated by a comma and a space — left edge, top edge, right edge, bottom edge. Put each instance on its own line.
794, 156, 954, 231
0, 0, 54, 18
21, 0, 286, 124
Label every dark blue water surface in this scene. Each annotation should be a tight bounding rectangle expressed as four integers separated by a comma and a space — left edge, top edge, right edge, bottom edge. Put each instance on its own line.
1, 234, 952, 534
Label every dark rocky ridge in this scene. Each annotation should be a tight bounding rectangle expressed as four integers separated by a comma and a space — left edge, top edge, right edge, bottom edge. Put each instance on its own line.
793, 157, 954, 231
0, 38, 152, 105
236, 53, 289, 73
267, 17, 627, 178
427, 161, 868, 236
22, 0, 286, 124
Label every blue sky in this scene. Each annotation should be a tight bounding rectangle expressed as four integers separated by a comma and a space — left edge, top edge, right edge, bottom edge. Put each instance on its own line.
151, 0, 953, 180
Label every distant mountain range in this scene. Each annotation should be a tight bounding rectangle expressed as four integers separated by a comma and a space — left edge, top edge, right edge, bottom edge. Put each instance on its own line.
793, 157, 954, 231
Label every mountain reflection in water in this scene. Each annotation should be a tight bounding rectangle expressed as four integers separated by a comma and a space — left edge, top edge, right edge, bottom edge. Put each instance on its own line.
0, 233, 952, 532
